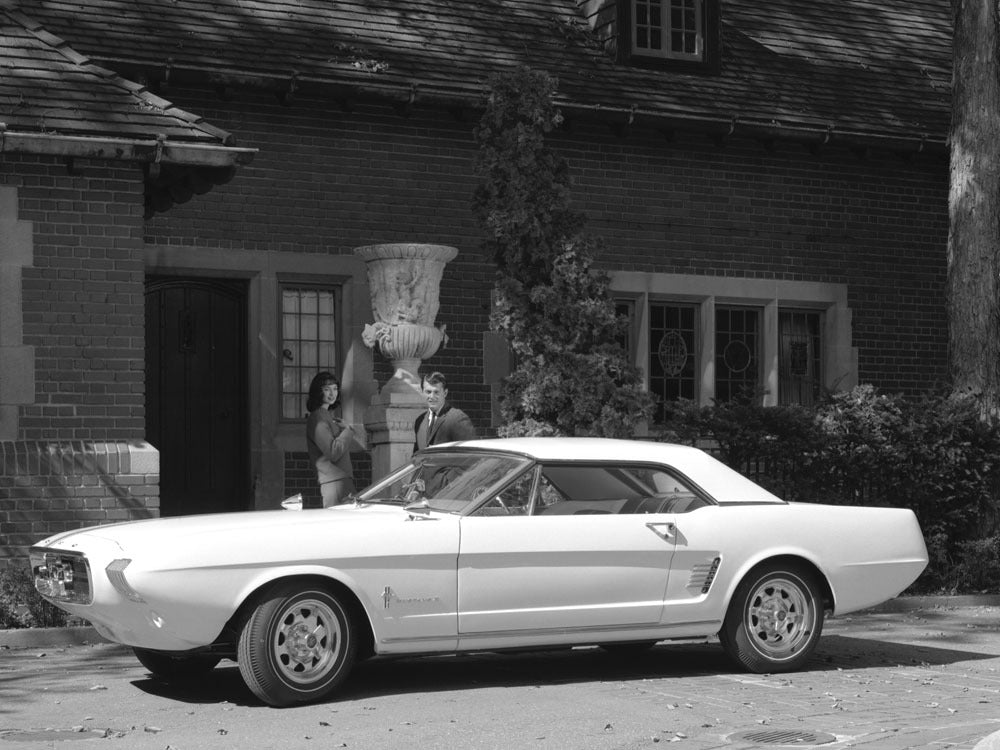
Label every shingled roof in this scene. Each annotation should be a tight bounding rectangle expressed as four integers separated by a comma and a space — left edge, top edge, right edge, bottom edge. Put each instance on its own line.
0, 1, 254, 166
13, 0, 952, 154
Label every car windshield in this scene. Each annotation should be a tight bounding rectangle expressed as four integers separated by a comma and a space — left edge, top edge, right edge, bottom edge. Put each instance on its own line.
357, 451, 534, 514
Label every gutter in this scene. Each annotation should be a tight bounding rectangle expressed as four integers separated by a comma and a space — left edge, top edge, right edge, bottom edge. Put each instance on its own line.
80, 56, 947, 157
555, 102, 946, 155
0, 126, 257, 167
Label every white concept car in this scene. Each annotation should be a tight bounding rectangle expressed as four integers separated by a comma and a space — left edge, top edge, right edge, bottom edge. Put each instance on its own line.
32, 437, 928, 707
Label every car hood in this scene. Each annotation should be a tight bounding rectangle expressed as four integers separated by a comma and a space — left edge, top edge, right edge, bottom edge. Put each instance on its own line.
35, 504, 416, 558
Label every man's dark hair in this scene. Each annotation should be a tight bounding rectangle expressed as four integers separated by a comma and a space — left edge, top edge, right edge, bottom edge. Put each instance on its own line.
422, 371, 448, 389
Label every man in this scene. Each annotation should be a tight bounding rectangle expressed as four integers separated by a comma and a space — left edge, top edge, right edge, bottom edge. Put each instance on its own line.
413, 371, 476, 451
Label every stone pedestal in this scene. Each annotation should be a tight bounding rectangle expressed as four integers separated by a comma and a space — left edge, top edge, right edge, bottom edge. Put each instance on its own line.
364, 387, 425, 480
355, 243, 458, 479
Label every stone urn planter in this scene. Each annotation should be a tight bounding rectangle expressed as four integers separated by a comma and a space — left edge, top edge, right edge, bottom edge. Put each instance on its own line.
355, 243, 459, 479
355, 243, 458, 393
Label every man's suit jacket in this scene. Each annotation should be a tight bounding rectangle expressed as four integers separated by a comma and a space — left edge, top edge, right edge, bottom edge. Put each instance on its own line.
413, 403, 476, 451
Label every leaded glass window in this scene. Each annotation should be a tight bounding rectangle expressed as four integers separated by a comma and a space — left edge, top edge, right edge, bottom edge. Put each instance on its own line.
715, 307, 759, 402
779, 310, 822, 406
281, 286, 340, 420
649, 302, 697, 420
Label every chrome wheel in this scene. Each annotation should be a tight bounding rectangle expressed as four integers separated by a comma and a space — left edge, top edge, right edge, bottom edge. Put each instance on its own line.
744, 575, 815, 659
719, 562, 824, 673
238, 583, 357, 706
271, 597, 341, 685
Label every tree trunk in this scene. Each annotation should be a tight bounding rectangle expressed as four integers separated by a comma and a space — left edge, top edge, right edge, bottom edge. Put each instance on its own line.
948, 0, 1000, 418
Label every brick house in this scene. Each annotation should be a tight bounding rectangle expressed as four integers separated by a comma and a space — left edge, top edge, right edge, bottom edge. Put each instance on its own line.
0, 0, 951, 566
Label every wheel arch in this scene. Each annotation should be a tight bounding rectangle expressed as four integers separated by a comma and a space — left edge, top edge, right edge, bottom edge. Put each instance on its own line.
220, 574, 376, 659
728, 554, 835, 613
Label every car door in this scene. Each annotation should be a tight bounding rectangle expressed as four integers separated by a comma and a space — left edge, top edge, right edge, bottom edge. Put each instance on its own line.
456, 463, 678, 636
364, 513, 462, 650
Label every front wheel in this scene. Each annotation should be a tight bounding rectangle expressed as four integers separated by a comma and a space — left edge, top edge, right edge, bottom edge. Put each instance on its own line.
237, 582, 357, 707
719, 562, 824, 673
133, 648, 221, 683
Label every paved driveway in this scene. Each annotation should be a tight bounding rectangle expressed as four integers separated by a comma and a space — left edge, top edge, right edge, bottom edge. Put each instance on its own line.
2, 603, 999, 750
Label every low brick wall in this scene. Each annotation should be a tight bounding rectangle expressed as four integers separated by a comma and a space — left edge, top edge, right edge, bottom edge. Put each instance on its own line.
0, 441, 159, 569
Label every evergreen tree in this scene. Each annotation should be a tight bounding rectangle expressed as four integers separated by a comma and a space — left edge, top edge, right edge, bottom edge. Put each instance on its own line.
473, 67, 654, 437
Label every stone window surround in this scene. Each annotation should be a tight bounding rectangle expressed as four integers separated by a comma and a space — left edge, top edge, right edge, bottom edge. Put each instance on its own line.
0, 185, 34, 441
609, 271, 858, 408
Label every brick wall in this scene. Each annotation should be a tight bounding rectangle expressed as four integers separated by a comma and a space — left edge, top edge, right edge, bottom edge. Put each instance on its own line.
143, 88, 949, 408
0, 87, 954, 564
143, 90, 498, 428
0, 441, 159, 568
15, 158, 148, 441
0, 156, 157, 569
284, 450, 372, 507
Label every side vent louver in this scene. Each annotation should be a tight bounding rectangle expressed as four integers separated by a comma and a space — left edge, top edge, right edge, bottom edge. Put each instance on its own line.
688, 556, 722, 594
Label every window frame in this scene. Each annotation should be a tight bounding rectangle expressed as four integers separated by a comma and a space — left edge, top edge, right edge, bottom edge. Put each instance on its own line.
647, 299, 699, 407
713, 304, 763, 403
618, 0, 722, 74
610, 272, 855, 418
277, 277, 348, 423
778, 308, 824, 406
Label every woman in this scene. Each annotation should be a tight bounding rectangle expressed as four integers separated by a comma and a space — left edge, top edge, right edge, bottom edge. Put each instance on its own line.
305, 371, 356, 507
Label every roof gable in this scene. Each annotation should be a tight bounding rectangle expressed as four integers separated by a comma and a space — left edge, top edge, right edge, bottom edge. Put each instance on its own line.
0, 2, 254, 167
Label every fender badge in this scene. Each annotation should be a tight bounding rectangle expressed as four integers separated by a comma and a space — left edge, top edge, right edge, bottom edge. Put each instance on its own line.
382, 586, 441, 609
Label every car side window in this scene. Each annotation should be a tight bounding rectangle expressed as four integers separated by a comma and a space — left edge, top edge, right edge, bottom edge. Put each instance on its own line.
531, 463, 710, 515
470, 468, 535, 516
532, 465, 630, 515
532, 474, 566, 514
631, 468, 710, 513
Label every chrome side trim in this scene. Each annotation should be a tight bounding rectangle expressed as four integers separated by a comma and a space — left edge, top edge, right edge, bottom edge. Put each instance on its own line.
372, 618, 724, 645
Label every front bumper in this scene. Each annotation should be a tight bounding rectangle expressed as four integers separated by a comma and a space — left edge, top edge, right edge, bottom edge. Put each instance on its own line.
30, 544, 223, 652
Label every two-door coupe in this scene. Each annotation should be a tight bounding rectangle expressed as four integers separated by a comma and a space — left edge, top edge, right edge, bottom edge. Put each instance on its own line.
31, 438, 928, 707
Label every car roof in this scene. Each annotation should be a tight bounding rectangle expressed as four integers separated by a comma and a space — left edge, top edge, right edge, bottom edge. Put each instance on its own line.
424, 437, 784, 505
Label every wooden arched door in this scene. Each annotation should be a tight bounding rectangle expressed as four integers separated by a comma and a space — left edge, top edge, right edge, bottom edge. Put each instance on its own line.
145, 276, 249, 516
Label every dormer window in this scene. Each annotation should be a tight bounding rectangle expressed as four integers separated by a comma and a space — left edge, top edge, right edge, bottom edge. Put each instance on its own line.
633, 0, 703, 61
618, 0, 721, 73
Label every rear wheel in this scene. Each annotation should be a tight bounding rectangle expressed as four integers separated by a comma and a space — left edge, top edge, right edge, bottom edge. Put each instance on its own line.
237, 582, 357, 707
133, 648, 221, 683
719, 562, 824, 673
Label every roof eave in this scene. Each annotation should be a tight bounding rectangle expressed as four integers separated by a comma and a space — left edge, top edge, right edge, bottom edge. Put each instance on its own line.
77, 57, 949, 157
0, 127, 257, 167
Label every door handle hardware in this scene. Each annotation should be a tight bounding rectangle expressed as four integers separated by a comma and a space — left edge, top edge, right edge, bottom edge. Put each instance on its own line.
645, 521, 676, 540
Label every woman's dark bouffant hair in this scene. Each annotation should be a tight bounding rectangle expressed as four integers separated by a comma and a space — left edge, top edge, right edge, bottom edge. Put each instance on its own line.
306, 371, 341, 413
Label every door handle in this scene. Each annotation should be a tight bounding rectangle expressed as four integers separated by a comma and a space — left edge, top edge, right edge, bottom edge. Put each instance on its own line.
646, 522, 676, 540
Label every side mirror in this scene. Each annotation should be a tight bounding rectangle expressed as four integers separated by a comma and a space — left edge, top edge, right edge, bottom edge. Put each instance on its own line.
280, 493, 303, 511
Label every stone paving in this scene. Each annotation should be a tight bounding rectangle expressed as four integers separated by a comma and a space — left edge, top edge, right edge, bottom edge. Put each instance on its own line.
1, 602, 999, 750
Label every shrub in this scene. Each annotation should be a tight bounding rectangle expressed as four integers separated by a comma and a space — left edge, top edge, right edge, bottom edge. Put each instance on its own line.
0, 565, 69, 629
947, 536, 1000, 593
659, 385, 1000, 593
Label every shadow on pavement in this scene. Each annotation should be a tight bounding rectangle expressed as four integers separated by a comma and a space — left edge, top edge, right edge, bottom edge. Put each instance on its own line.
128, 632, 999, 707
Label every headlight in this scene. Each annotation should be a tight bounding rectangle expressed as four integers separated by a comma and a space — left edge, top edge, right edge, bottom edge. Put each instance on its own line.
30, 548, 92, 605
